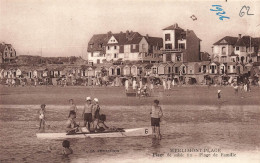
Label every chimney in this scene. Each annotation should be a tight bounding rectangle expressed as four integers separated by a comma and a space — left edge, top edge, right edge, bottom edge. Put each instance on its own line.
126, 30, 129, 35
107, 31, 112, 39
174, 23, 178, 28
238, 34, 242, 39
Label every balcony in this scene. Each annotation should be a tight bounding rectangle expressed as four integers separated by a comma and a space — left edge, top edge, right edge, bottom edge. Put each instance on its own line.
162, 48, 182, 52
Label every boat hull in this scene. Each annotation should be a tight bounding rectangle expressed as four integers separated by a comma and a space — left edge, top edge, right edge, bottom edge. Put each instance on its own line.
36, 127, 152, 139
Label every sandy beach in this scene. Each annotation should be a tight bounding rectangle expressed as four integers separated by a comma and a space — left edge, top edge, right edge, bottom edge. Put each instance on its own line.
0, 85, 259, 106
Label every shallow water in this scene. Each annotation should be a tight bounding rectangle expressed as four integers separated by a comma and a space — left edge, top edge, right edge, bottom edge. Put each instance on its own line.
0, 105, 260, 163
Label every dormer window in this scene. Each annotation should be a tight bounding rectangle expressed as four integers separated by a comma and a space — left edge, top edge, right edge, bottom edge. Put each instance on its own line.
90, 44, 93, 48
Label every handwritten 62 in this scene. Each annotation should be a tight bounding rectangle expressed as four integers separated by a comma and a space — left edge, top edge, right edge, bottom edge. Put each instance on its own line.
210, 5, 230, 20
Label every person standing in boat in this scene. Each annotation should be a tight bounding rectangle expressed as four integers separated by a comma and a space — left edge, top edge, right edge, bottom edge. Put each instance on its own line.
38, 104, 46, 130
92, 98, 101, 130
150, 100, 163, 139
82, 97, 93, 131
66, 110, 79, 134
69, 99, 77, 115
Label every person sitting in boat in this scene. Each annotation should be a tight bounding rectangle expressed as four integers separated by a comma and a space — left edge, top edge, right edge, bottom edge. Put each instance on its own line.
95, 114, 109, 132
66, 110, 79, 134
62, 140, 73, 155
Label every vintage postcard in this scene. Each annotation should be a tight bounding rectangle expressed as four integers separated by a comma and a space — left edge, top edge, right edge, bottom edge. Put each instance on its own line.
0, 0, 260, 162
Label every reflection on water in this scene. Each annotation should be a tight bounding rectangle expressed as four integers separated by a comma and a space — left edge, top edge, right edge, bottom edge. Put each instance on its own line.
0, 105, 260, 162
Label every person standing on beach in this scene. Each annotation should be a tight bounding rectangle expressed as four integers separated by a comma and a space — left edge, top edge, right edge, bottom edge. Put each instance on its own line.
82, 97, 93, 131
69, 99, 77, 115
217, 90, 221, 99
38, 104, 46, 130
233, 84, 238, 95
167, 78, 171, 90
125, 79, 129, 92
163, 79, 167, 91
133, 78, 137, 90
150, 100, 163, 139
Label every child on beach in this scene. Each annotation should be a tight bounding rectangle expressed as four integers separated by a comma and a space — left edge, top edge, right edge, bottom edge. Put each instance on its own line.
62, 140, 73, 155
38, 104, 46, 130
150, 99, 163, 139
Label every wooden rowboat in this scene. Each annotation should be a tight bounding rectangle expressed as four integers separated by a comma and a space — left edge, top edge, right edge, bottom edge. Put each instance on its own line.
36, 127, 152, 139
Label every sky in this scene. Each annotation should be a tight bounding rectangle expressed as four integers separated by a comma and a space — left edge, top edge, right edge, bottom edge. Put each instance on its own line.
0, 0, 260, 58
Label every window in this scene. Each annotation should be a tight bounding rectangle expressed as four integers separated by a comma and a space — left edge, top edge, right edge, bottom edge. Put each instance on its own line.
232, 58, 235, 62
175, 67, 178, 73
179, 43, 185, 50
176, 55, 181, 61
228, 66, 230, 69
5, 52, 7, 57
233, 66, 235, 69
99, 44, 103, 48
114, 53, 118, 58
222, 47, 226, 55
165, 34, 170, 41
235, 47, 239, 51
114, 46, 117, 49
133, 45, 136, 49
165, 44, 172, 49
107, 46, 110, 50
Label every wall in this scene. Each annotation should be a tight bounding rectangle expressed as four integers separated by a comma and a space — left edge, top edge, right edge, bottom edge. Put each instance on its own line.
163, 30, 175, 49
88, 52, 106, 64
186, 30, 200, 62
139, 37, 148, 53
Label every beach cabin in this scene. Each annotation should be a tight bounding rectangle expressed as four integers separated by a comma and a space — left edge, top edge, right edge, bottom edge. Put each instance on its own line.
42, 69, 49, 78
227, 62, 237, 74
187, 62, 200, 75
173, 63, 182, 75
179, 63, 188, 75
15, 68, 22, 77
109, 65, 116, 76
158, 63, 168, 76
144, 64, 153, 76
151, 64, 159, 76
199, 61, 210, 74
115, 65, 123, 76
244, 63, 253, 73
219, 63, 226, 75
236, 63, 244, 75
209, 62, 220, 74
94, 67, 102, 77
130, 65, 138, 76
87, 67, 95, 77
123, 65, 131, 76
33, 70, 38, 78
